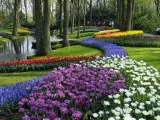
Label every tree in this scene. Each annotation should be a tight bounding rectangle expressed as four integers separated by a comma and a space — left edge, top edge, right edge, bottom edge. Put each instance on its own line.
83, 0, 86, 31
126, 0, 134, 31
63, 0, 70, 47
77, 0, 80, 38
89, 0, 92, 26
35, 0, 43, 56
155, 0, 160, 16
24, 0, 28, 23
35, 0, 51, 56
70, 0, 74, 33
12, 0, 21, 36
59, 0, 63, 35
43, 0, 51, 55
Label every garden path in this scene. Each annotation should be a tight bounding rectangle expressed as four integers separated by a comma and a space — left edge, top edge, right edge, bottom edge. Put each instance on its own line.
143, 33, 160, 37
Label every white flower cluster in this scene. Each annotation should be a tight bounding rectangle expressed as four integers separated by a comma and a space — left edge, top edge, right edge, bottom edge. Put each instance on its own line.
81, 56, 160, 120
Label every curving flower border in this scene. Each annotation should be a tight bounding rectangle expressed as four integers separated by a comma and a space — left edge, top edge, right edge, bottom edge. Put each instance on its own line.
81, 38, 127, 57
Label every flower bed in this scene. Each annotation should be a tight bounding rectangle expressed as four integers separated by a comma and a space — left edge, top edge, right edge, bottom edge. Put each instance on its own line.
19, 65, 125, 120
81, 38, 127, 57
94, 29, 120, 36
81, 56, 160, 120
18, 28, 31, 36
97, 26, 108, 29
0, 56, 96, 73
1, 56, 160, 119
95, 30, 144, 39
0, 75, 46, 113
97, 36, 160, 47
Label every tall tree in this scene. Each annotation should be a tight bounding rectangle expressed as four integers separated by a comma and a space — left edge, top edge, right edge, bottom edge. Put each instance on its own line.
31, 0, 35, 23
35, 0, 51, 56
122, 0, 125, 31
89, 0, 92, 26
35, 0, 43, 56
24, 0, 28, 23
12, 0, 21, 36
126, 0, 134, 30
63, 0, 70, 47
59, 0, 63, 35
43, 0, 51, 55
77, 0, 80, 38
70, 0, 74, 33
155, 0, 160, 16
83, 0, 86, 31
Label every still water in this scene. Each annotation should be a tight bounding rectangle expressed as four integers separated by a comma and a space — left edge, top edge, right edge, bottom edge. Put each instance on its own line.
0, 35, 57, 62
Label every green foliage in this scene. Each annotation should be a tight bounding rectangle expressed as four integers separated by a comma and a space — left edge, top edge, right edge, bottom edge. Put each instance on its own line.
97, 36, 160, 47
18, 29, 31, 36
51, 43, 62, 49
0, 28, 12, 34
69, 31, 96, 41
72, 26, 97, 31
134, 14, 160, 34
69, 32, 95, 39
134, 0, 160, 34
0, 62, 74, 75
11, 36, 25, 41
0, 37, 9, 43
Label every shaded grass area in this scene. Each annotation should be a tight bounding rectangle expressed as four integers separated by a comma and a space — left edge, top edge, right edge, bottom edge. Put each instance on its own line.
0, 28, 12, 34
123, 47, 160, 70
0, 70, 50, 86
32, 45, 102, 59
69, 31, 96, 41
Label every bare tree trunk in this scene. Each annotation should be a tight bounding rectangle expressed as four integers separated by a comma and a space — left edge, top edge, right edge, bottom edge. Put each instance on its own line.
119, 0, 123, 31
63, 0, 70, 47
131, 0, 135, 29
89, 0, 92, 26
77, 0, 80, 38
32, 0, 35, 23
12, 0, 21, 36
83, 0, 86, 31
126, 0, 133, 31
59, 0, 63, 35
43, 0, 51, 55
122, 0, 125, 31
70, 0, 74, 33
35, 0, 43, 56
24, 0, 28, 23
155, 0, 160, 17
116, 0, 120, 29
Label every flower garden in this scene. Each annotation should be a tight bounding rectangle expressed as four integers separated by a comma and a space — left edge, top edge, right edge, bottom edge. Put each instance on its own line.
1, 27, 160, 120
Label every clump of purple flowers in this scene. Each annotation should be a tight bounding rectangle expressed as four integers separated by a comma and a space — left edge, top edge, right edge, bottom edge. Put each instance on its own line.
19, 65, 125, 120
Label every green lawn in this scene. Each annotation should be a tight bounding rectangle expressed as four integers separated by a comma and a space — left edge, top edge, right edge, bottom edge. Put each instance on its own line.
32, 45, 102, 58
0, 70, 50, 86
0, 45, 102, 86
69, 31, 96, 41
123, 47, 160, 70
0, 28, 12, 34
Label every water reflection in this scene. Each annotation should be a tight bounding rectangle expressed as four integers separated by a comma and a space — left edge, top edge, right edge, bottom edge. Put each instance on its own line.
0, 36, 36, 62
0, 35, 59, 62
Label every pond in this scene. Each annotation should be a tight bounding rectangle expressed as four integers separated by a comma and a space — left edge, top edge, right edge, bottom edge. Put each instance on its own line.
0, 35, 59, 62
